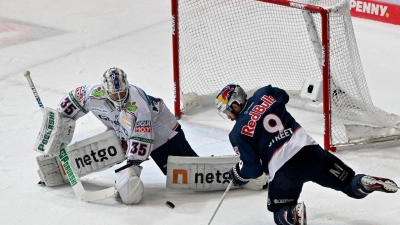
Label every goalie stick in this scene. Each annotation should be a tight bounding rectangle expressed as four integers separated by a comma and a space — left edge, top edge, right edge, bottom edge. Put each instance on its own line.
24, 70, 116, 202
59, 147, 116, 201
24, 71, 44, 108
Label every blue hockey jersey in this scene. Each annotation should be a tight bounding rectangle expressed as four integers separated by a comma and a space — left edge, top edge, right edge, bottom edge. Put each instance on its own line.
229, 85, 318, 182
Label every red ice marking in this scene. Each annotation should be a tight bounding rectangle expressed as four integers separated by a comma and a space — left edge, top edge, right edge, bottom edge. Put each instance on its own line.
0, 22, 35, 45
1, 18, 169, 87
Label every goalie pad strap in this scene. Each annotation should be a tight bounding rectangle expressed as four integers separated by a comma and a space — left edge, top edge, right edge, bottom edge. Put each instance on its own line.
33, 107, 76, 155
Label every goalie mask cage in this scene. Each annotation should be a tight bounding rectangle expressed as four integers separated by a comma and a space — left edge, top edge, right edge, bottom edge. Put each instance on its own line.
172, 0, 400, 151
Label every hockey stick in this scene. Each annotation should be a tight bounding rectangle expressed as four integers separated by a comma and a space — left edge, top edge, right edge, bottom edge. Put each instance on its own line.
24, 71, 116, 202
208, 180, 233, 225
24, 71, 44, 108
114, 158, 149, 173
59, 147, 116, 202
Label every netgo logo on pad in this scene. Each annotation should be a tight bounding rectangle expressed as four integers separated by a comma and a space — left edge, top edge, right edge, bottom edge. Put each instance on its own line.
74, 146, 118, 169
172, 169, 231, 184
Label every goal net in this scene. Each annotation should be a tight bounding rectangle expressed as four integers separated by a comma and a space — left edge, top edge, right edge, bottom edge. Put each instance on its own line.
172, 0, 400, 151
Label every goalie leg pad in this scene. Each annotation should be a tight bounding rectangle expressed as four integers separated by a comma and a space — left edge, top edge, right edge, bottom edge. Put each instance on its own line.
166, 156, 239, 191
37, 130, 126, 186
65, 130, 126, 177
166, 156, 266, 191
115, 166, 144, 205
37, 154, 69, 187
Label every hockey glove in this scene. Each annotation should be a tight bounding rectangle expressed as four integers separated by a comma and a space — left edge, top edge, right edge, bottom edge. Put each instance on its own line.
229, 163, 249, 186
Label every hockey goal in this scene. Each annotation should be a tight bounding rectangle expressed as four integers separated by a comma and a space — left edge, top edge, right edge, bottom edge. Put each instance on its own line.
171, 0, 400, 151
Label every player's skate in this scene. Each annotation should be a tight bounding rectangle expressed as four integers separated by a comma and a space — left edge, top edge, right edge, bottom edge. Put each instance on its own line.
359, 175, 398, 193
292, 202, 307, 225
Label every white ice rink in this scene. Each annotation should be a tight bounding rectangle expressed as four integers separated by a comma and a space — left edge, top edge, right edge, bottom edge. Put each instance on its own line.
0, 0, 399, 224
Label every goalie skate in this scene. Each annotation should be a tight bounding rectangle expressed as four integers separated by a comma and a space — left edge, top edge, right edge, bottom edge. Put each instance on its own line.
293, 202, 307, 225
360, 176, 398, 193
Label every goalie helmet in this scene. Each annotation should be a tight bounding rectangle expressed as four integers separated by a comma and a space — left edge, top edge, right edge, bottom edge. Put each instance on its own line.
215, 84, 247, 114
102, 67, 129, 107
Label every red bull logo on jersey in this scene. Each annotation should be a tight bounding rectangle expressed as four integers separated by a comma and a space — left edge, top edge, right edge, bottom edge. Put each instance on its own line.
241, 95, 276, 137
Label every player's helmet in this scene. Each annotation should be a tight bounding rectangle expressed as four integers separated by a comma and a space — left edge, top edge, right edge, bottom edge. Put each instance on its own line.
215, 84, 247, 116
102, 67, 129, 107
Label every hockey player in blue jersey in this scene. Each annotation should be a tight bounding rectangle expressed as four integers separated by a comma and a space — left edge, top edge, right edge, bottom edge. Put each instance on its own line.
215, 84, 398, 225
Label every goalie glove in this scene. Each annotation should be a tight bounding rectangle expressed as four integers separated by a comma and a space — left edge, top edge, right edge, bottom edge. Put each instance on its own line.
229, 162, 249, 187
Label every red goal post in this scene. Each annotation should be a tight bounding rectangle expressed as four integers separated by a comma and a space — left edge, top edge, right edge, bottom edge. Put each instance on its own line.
172, 0, 400, 151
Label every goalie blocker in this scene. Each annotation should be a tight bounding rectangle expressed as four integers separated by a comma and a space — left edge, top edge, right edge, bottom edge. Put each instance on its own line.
166, 156, 267, 191
33, 107, 76, 155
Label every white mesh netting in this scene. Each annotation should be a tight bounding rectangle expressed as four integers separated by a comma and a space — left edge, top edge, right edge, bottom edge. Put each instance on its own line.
174, 0, 400, 148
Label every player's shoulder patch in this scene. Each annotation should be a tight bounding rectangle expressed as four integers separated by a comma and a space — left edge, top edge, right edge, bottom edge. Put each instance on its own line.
90, 86, 106, 98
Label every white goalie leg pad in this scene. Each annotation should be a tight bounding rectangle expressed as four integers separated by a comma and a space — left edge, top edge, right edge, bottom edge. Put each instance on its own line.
37, 130, 126, 186
33, 107, 75, 155
37, 154, 69, 187
115, 165, 144, 205
166, 156, 240, 191
65, 130, 126, 177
